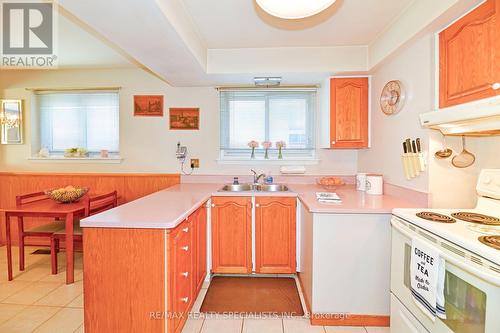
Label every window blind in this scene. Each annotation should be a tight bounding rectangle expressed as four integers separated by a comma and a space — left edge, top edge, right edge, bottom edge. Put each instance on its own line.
220, 90, 315, 157
37, 91, 119, 153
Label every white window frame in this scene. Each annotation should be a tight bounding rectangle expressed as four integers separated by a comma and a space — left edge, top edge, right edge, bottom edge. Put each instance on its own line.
219, 88, 317, 162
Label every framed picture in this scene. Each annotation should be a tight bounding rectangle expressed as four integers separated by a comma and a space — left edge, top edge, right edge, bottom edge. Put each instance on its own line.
169, 108, 200, 130
134, 95, 164, 116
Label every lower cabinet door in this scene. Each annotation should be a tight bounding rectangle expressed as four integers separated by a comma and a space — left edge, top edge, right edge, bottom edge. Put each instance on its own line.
196, 205, 207, 292
168, 220, 193, 333
211, 197, 252, 274
255, 197, 296, 274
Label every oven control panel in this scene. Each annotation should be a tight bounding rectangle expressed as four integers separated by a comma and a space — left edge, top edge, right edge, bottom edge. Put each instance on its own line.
477, 169, 500, 199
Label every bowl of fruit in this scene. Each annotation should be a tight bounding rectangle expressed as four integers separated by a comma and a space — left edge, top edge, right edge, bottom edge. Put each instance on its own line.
45, 186, 88, 203
317, 177, 345, 191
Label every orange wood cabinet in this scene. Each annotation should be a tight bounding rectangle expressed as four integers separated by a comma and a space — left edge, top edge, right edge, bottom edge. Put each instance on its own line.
439, 0, 500, 108
255, 197, 296, 274
83, 203, 207, 333
167, 217, 194, 333
167, 203, 207, 333
211, 196, 252, 274
194, 205, 207, 293
329, 77, 369, 149
83, 228, 166, 333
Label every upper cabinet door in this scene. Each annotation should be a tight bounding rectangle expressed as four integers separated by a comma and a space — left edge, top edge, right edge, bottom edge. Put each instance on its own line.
439, 0, 500, 108
330, 77, 369, 149
211, 197, 252, 274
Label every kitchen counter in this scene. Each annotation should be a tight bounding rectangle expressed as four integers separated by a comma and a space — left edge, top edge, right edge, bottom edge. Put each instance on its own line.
81, 183, 423, 229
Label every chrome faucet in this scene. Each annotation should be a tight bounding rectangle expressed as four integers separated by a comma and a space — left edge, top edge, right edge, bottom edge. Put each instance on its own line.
251, 169, 266, 184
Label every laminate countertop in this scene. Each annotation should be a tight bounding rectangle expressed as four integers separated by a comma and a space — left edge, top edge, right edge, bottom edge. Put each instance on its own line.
80, 183, 423, 229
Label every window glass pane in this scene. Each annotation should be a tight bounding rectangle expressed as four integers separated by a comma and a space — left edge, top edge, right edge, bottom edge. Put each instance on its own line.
85, 94, 119, 151
38, 92, 119, 153
269, 97, 308, 149
229, 99, 265, 148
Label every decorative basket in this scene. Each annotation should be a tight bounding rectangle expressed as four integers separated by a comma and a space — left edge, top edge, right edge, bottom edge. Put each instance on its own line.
45, 186, 88, 203
317, 177, 345, 191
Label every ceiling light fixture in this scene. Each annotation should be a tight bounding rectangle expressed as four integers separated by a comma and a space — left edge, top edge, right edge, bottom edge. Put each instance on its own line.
256, 0, 336, 19
254, 77, 282, 87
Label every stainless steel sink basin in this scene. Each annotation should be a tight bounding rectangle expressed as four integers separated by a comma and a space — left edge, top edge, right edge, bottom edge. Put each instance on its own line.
219, 184, 254, 192
219, 183, 289, 192
256, 184, 289, 192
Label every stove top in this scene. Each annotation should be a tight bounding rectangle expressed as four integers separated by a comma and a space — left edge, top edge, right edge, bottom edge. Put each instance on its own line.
393, 207, 500, 264
416, 212, 456, 223
451, 212, 500, 225
479, 235, 500, 250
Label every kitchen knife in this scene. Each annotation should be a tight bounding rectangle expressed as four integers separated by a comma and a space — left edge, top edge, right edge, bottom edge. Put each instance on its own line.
408, 139, 419, 176
416, 138, 426, 171
402, 142, 411, 180
404, 140, 415, 178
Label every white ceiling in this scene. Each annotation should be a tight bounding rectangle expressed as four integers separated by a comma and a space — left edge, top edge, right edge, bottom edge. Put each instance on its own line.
183, 0, 414, 48
56, 0, 482, 86
57, 11, 135, 68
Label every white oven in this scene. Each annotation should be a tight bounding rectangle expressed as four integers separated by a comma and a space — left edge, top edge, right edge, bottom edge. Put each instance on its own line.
390, 217, 500, 333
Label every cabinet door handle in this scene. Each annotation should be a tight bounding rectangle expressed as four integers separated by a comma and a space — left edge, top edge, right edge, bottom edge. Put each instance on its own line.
255, 203, 260, 208
181, 271, 189, 277
492, 82, 500, 90
331, 141, 336, 145
181, 246, 189, 251
181, 297, 189, 303
211, 203, 215, 208
182, 227, 189, 233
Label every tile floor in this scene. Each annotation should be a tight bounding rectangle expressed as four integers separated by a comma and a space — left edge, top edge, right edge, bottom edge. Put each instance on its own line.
0, 246, 390, 333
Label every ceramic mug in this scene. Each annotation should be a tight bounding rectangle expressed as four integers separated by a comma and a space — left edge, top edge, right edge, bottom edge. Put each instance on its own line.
366, 174, 383, 195
356, 173, 367, 191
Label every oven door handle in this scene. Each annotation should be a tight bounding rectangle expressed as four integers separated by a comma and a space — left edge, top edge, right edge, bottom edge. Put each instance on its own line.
392, 219, 500, 287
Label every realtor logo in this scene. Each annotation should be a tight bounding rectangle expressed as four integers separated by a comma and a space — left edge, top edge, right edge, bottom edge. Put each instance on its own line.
1, 0, 58, 67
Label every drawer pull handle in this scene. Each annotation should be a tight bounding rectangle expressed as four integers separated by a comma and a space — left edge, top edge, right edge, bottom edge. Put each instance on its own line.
181, 271, 189, 277
211, 203, 215, 208
181, 297, 189, 303
182, 227, 189, 233
181, 246, 189, 251
331, 141, 336, 145
255, 203, 260, 208
492, 82, 500, 90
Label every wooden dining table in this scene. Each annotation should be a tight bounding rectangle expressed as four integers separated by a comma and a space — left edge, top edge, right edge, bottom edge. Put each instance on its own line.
1, 195, 89, 284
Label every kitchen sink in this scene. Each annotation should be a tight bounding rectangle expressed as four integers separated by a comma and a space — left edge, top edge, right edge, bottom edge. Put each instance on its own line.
219, 184, 254, 192
219, 183, 289, 192
256, 184, 289, 192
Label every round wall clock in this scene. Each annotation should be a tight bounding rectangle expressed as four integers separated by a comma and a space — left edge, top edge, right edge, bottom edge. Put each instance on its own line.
380, 80, 406, 115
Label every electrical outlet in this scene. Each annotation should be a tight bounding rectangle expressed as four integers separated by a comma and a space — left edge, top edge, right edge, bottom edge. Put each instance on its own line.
190, 159, 200, 168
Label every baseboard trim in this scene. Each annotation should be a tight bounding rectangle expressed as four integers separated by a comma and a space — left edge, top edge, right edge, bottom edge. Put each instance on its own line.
310, 314, 390, 327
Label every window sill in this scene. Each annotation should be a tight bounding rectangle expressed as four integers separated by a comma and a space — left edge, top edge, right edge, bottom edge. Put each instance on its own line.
216, 158, 320, 165
27, 155, 123, 164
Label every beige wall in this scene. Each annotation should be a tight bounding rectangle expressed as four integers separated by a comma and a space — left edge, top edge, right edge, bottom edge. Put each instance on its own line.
358, 33, 500, 208
0, 68, 358, 176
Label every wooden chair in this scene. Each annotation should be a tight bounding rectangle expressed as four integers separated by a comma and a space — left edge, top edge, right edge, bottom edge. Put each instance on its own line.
15, 192, 67, 271
50, 191, 118, 274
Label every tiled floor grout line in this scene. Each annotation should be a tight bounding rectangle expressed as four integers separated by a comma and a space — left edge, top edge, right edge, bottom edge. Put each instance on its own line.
31, 305, 66, 332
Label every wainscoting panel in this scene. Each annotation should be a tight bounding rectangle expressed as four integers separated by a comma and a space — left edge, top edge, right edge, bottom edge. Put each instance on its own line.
0, 172, 180, 246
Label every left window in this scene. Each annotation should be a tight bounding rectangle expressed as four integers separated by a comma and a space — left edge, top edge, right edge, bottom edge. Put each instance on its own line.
36, 91, 120, 154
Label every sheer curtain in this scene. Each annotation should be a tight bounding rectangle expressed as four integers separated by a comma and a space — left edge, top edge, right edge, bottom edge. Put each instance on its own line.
38, 91, 119, 153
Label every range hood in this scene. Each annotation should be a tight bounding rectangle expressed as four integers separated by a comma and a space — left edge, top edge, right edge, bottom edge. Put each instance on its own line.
420, 97, 500, 136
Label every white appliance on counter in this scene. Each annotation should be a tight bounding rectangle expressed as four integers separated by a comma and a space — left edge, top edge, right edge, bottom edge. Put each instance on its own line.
391, 169, 500, 333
